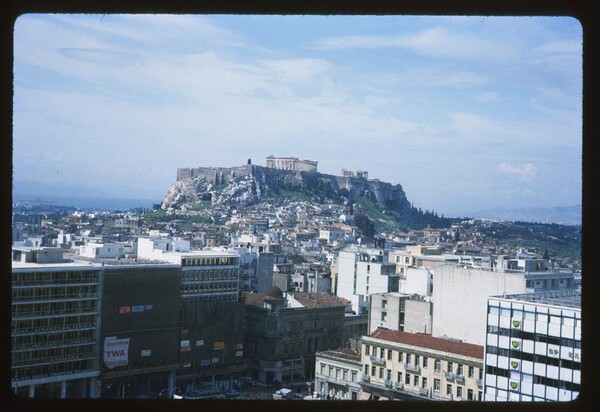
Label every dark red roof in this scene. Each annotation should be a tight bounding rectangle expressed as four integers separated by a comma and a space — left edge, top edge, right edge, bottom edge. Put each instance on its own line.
370, 329, 484, 360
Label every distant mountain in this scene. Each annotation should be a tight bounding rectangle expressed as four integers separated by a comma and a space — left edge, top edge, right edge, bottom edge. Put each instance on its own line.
463, 205, 581, 225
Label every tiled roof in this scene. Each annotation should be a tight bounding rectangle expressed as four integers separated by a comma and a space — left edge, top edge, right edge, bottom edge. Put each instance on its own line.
290, 292, 348, 308
369, 329, 484, 360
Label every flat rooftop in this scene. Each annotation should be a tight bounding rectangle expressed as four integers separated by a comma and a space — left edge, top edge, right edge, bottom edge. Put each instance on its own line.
498, 290, 581, 309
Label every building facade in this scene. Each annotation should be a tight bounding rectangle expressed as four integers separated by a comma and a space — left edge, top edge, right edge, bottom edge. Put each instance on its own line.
336, 246, 399, 315
314, 348, 363, 400
11, 247, 103, 398
368, 292, 433, 335
265, 156, 318, 172
136, 237, 246, 391
484, 290, 581, 401
243, 288, 346, 385
359, 329, 484, 401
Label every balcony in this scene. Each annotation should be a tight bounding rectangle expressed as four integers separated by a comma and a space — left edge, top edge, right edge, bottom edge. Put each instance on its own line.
384, 379, 392, 388
395, 382, 404, 390
447, 394, 453, 400
404, 363, 421, 373
476, 378, 483, 387
445, 371, 455, 380
455, 374, 465, 383
419, 388, 430, 397
370, 356, 386, 365
361, 374, 370, 383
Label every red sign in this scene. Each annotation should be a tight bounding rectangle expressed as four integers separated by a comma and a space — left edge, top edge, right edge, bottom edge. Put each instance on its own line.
119, 305, 131, 315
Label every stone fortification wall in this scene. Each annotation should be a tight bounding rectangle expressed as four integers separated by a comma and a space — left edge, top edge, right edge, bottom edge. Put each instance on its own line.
176, 165, 252, 185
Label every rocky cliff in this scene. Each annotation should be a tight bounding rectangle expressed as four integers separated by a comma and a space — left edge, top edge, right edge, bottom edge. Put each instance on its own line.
161, 165, 450, 230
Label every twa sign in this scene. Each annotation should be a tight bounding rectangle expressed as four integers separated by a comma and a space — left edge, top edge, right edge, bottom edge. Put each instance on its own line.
104, 337, 130, 369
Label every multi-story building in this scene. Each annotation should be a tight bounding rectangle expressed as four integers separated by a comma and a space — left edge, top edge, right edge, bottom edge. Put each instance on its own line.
359, 329, 484, 401
314, 348, 363, 400
99, 262, 182, 398
243, 288, 347, 385
336, 246, 399, 315
432, 260, 577, 346
368, 292, 432, 335
11, 247, 103, 398
484, 290, 581, 401
135, 237, 246, 391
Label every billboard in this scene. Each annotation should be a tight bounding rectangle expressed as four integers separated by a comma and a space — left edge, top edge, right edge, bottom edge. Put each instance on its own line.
104, 337, 130, 369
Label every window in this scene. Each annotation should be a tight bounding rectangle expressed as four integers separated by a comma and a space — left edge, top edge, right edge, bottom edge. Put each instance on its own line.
415, 355, 420, 366
329, 366, 334, 377
320, 364, 325, 374
344, 370, 348, 381
413, 375, 419, 386
468, 366, 474, 378
371, 366, 376, 376
397, 371, 402, 383
387, 349, 392, 360
382, 299, 387, 309
434, 379, 440, 392
336, 368, 340, 379
447, 361, 453, 373
457, 386, 463, 398
386, 369, 391, 380
381, 312, 387, 321
422, 377, 428, 388
364, 365, 368, 375
447, 384, 452, 395
372, 346, 376, 356
434, 359, 441, 371
379, 367, 384, 379
365, 345, 370, 355
405, 373, 410, 385
423, 357, 428, 368
467, 389, 474, 400
351, 371, 357, 382
457, 364, 463, 376
398, 352, 403, 362
406, 353, 411, 364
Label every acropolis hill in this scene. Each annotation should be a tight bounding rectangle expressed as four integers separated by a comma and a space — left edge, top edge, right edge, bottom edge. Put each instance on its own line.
163, 156, 452, 230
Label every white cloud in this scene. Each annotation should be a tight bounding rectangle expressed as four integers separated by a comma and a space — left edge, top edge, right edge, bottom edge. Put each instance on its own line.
499, 163, 537, 181
259, 58, 331, 83
314, 27, 512, 61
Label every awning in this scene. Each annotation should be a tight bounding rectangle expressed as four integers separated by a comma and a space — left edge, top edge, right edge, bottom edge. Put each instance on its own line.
359, 392, 372, 400
378, 396, 389, 401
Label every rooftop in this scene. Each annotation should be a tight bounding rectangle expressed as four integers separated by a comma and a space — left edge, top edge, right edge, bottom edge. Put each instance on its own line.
368, 329, 484, 360
496, 290, 581, 309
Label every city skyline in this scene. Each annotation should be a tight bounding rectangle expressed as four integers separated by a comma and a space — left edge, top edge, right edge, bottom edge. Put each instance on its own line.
12, 14, 582, 217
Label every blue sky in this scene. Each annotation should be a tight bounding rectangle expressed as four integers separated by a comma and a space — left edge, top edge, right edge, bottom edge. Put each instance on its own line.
12, 14, 582, 216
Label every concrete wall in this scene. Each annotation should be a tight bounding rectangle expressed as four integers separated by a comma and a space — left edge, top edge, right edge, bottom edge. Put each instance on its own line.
432, 265, 527, 345
403, 299, 433, 334
400, 267, 432, 296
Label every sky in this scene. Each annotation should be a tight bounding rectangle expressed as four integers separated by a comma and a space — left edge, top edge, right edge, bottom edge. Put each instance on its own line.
12, 14, 582, 216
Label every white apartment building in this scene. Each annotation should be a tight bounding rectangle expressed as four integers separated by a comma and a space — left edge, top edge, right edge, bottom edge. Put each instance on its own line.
359, 329, 484, 401
79, 243, 125, 259
368, 292, 433, 335
314, 348, 363, 400
484, 290, 581, 401
336, 246, 399, 315
432, 261, 576, 346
